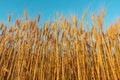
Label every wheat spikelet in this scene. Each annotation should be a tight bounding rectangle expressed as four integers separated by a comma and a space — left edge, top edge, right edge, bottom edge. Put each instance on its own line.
96, 14, 102, 30
24, 10, 28, 20
82, 11, 86, 21
102, 8, 106, 18
0, 23, 3, 30
72, 16, 77, 26
8, 14, 11, 22
37, 14, 40, 22
91, 13, 95, 23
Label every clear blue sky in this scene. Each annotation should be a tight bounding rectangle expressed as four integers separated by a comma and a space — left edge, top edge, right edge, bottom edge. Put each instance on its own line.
0, 0, 120, 30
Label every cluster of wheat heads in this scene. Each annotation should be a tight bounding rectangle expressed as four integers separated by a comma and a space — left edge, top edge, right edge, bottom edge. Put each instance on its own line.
0, 10, 120, 80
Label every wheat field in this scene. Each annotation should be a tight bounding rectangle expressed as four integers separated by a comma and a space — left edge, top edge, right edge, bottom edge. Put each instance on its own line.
0, 10, 120, 80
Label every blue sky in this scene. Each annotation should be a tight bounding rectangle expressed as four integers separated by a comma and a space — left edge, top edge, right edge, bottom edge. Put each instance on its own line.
0, 0, 120, 30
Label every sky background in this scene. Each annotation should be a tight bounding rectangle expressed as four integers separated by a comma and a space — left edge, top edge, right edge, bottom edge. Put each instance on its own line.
0, 0, 120, 30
